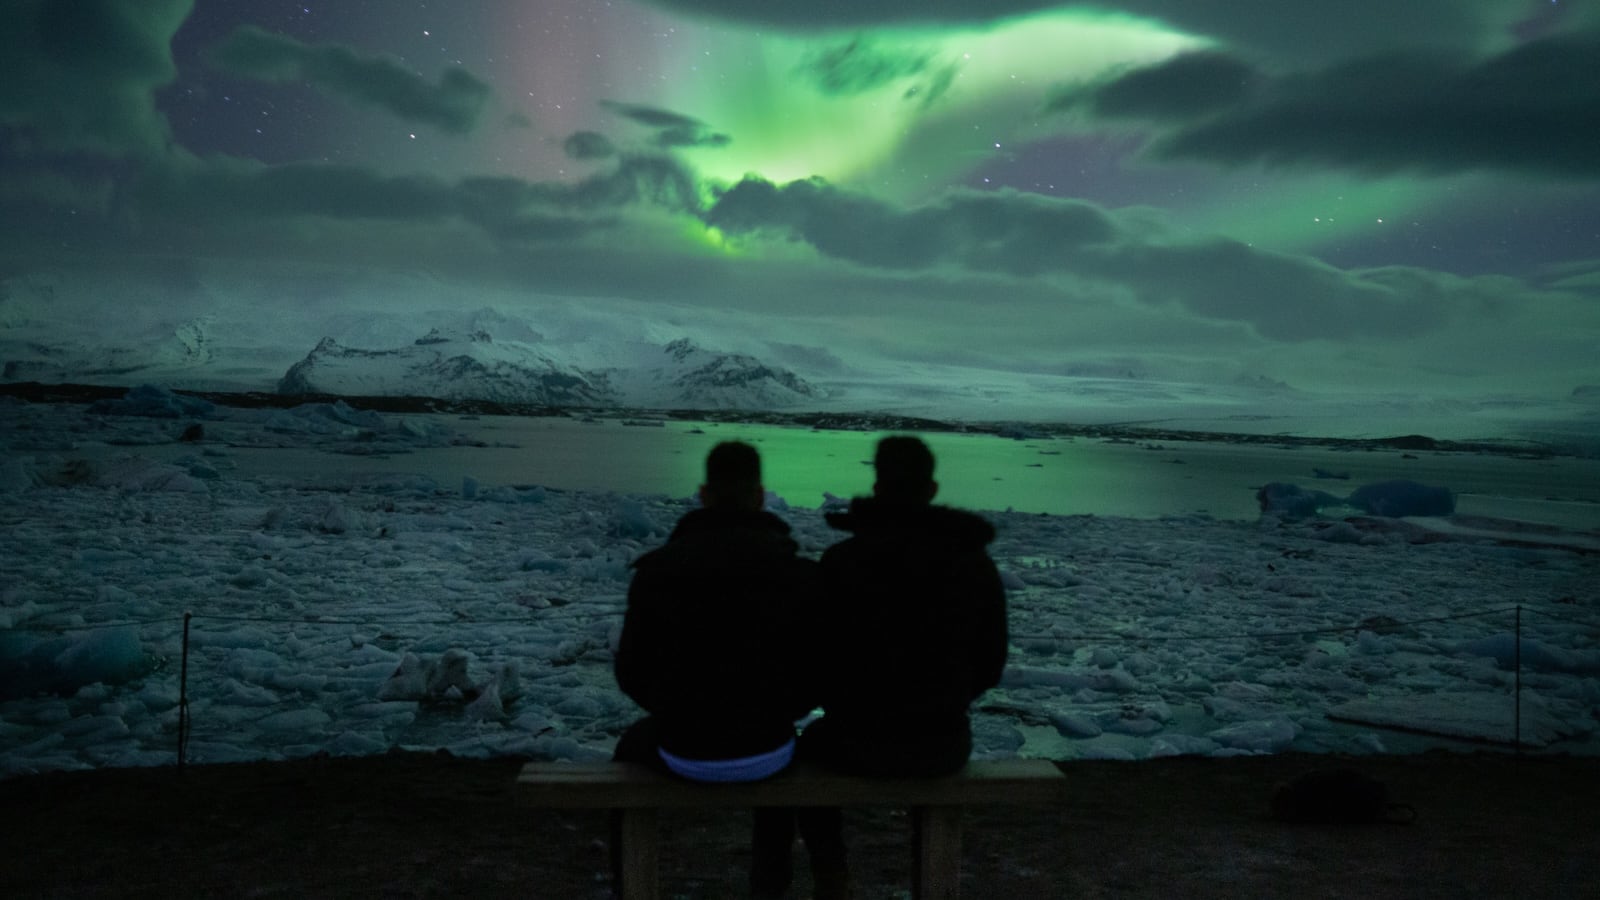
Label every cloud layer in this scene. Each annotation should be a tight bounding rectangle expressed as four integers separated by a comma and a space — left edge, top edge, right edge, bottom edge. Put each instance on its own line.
1051, 30, 1600, 177
633, 1, 1529, 59
704, 176, 1452, 342
1, 1, 1596, 428
0, 0, 193, 156
206, 26, 491, 134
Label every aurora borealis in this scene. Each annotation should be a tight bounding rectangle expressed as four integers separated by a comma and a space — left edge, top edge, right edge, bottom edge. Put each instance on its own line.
2, 1, 1598, 438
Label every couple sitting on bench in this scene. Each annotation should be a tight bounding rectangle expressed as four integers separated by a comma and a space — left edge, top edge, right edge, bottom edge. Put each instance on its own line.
612, 436, 1009, 899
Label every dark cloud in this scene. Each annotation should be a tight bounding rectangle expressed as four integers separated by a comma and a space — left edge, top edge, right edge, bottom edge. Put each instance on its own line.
1049, 51, 1261, 119
1090, 242, 1442, 342
633, 1, 1512, 61
705, 176, 1450, 341
653, 127, 731, 149
600, 101, 731, 148
117, 152, 700, 246
0, 0, 192, 156
563, 131, 618, 160
903, 64, 959, 110
599, 101, 703, 130
796, 39, 936, 95
1058, 31, 1600, 178
706, 176, 1115, 272
134, 157, 460, 222
632, 0, 1053, 29
794, 38, 960, 110
764, 342, 848, 374
529, 155, 703, 213
206, 26, 492, 134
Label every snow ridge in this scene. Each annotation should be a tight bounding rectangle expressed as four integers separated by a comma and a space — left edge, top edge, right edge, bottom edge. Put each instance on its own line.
278, 329, 823, 410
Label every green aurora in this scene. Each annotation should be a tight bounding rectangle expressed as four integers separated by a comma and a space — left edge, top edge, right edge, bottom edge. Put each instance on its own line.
1, 1, 1597, 437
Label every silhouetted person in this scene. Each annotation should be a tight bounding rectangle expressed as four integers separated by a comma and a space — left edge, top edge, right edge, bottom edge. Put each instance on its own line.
799, 435, 1009, 898
611, 441, 817, 898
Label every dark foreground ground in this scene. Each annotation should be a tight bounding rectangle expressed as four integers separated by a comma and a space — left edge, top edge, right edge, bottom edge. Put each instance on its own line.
1, 750, 1594, 899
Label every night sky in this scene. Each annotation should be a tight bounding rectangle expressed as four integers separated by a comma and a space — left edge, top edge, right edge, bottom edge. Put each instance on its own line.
2, 1, 1598, 430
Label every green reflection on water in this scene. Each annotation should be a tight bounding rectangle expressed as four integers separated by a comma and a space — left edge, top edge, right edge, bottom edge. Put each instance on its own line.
216, 415, 1600, 529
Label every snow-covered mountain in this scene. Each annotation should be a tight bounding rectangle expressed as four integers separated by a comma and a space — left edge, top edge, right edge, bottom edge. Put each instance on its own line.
277, 328, 824, 410
277, 329, 612, 406
606, 338, 824, 410
2, 317, 220, 384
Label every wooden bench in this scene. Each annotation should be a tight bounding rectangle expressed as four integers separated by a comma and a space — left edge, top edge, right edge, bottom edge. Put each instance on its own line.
516, 758, 1068, 900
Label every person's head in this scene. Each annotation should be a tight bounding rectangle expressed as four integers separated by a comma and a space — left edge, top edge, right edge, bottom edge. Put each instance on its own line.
872, 435, 938, 506
699, 441, 764, 510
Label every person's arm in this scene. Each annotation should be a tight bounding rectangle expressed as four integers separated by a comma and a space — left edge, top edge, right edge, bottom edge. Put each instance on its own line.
779, 555, 826, 721
614, 566, 667, 712
965, 552, 1010, 698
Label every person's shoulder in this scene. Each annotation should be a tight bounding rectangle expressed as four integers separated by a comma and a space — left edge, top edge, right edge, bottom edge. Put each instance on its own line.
925, 505, 996, 548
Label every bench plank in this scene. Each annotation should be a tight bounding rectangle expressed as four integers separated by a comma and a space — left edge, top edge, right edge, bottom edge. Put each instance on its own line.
517, 758, 1065, 900
516, 758, 1067, 809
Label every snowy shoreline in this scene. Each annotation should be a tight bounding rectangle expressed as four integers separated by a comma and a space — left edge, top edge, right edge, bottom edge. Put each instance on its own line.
0, 379, 1581, 459
2, 393, 1597, 777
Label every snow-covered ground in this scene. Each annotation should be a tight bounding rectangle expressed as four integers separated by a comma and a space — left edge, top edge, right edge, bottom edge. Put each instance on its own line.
2, 394, 1597, 777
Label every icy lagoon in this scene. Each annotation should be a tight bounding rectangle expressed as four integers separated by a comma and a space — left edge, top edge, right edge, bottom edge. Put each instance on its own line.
162, 415, 1600, 528
2, 395, 1598, 777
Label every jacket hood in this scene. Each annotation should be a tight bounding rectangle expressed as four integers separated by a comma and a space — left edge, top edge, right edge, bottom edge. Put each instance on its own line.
824, 496, 995, 548
631, 505, 798, 572
667, 505, 793, 541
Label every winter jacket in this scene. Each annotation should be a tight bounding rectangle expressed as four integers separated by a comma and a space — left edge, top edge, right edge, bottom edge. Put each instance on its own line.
615, 506, 819, 760
813, 497, 1008, 740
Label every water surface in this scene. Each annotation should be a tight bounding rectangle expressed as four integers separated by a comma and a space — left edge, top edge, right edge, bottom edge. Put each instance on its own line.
221, 416, 1600, 529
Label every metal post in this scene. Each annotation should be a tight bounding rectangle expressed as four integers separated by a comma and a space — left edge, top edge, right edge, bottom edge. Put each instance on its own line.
1513, 605, 1522, 756
178, 612, 192, 771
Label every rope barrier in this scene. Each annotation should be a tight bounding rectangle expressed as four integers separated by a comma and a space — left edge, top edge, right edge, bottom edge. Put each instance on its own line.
6, 603, 1556, 645
4, 617, 188, 633
188, 612, 619, 627
1518, 605, 1600, 627
1007, 605, 1520, 645
0, 610, 620, 633
11, 597, 1589, 771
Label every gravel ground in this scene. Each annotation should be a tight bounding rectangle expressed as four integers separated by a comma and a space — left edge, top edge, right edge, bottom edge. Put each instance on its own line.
2, 750, 1595, 899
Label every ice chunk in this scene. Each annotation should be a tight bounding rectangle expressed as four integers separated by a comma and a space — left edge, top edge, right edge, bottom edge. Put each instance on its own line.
1003, 666, 1138, 694
1455, 633, 1599, 673
971, 716, 1024, 758
88, 384, 216, 419
1049, 711, 1102, 738
1208, 717, 1300, 752
1327, 692, 1579, 747
1256, 482, 1342, 518
425, 649, 475, 696
1147, 735, 1220, 758
92, 457, 208, 493
1347, 479, 1455, 517
609, 500, 660, 539
317, 499, 364, 535
1077, 744, 1137, 761
464, 680, 505, 721
60, 714, 131, 740
327, 731, 389, 756
256, 708, 333, 732
0, 626, 153, 699
378, 653, 428, 700
0, 458, 35, 491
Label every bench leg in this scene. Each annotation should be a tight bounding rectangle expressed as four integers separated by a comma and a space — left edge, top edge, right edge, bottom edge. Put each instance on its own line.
618, 808, 659, 900
911, 806, 963, 900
